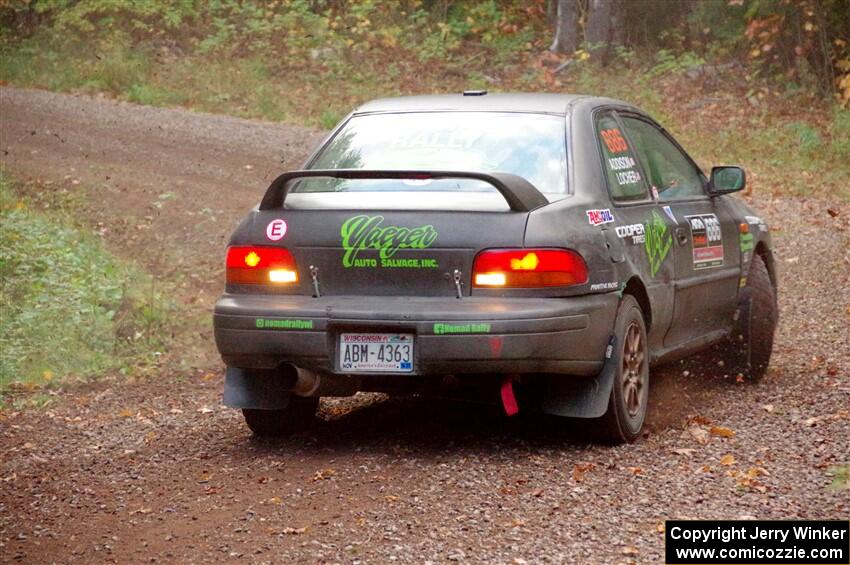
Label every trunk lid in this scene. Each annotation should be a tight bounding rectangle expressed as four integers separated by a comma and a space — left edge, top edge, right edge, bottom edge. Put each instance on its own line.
248, 207, 528, 297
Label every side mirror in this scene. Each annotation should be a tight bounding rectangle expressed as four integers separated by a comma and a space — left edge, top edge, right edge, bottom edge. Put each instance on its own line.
709, 166, 746, 196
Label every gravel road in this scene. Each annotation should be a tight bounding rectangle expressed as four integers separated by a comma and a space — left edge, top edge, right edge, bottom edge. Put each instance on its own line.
1, 86, 848, 564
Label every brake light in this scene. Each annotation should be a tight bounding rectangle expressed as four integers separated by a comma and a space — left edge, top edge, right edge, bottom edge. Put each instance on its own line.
472, 249, 588, 288
226, 246, 298, 284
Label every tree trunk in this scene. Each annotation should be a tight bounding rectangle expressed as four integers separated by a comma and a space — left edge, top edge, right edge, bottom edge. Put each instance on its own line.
586, 0, 619, 63
549, 0, 580, 54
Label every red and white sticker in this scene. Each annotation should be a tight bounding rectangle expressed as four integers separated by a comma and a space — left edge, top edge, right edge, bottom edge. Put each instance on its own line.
266, 219, 287, 241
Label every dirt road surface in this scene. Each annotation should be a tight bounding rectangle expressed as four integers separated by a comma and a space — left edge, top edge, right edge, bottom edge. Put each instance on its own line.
1, 86, 848, 564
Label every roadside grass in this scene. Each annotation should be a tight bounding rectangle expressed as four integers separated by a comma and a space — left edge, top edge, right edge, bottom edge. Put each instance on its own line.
2, 31, 848, 202
828, 465, 849, 491
0, 172, 180, 407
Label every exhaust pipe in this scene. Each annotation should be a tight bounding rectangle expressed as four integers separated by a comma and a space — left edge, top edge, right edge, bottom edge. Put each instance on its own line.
287, 365, 359, 397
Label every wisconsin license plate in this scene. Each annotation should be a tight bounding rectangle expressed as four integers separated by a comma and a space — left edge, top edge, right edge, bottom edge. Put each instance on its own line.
338, 333, 414, 373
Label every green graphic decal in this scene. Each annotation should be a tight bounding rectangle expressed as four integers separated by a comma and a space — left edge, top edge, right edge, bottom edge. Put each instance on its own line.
739, 232, 755, 253
644, 210, 673, 277
433, 322, 491, 335
341, 215, 438, 268
255, 318, 314, 330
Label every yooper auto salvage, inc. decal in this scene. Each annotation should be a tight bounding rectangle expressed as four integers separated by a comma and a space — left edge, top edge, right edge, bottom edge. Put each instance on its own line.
340, 214, 440, 268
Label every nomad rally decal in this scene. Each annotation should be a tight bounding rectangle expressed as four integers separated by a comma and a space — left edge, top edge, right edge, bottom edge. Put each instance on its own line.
433, 323, 491, 335
645, 210, 673, 277
255, 318, 314, 330
687, 213, 724, 269
340, 214, 439, 268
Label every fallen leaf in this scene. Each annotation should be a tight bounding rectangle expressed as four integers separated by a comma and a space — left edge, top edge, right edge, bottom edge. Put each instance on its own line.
627, 467, 643, 475
119, 408, 134, 418
763, 404, 774, 413
720, 454, 736, 466
672, 448, 697, 456
197, 406, 214, 414
710, 426, 736, 438
688, 425, 710, 444
689, 415, 712, 426
572, 462, 595, 483
804, 417, 818, 427
281, 527, 307, 535
268, 496, 282, 505
384, 495, 399, 502
311, 468, 337, 482
621, 546, 639, 555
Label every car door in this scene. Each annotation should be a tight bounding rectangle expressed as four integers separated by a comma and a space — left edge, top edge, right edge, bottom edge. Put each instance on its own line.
619, 115, 741, 348
594, 109, 676, 353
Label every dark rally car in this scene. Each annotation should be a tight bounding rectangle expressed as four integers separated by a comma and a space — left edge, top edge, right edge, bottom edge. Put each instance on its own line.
213, 92, 778, 443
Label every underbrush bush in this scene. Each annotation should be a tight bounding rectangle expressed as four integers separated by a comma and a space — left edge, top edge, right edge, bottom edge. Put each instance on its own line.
829, 106, 850, 159
0, 174, 174, 388
786, 121, 824, 153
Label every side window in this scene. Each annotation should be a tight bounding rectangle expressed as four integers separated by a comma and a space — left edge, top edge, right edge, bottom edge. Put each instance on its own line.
620, 117, 705, 200
595, 112, 649, 202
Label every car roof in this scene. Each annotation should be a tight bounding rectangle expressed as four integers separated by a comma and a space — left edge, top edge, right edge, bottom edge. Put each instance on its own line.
353, 93, 615, 115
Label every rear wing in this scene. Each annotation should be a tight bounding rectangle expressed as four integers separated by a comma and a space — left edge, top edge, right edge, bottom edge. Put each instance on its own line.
259, 169, 549, 212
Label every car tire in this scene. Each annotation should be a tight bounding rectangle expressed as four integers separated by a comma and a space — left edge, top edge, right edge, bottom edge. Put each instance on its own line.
723, 253, 777, 381
597, 295, 650, 444
242, 396, 319, 436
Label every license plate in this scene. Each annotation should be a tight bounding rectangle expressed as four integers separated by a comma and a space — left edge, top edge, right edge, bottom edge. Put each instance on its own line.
338, 333, 414, 373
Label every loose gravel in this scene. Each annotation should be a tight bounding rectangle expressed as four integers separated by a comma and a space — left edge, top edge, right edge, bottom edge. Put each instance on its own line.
1, 87, 848, 564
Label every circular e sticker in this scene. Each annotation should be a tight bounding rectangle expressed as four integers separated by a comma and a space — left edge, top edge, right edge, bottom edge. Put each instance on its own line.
266, 219, 287, 241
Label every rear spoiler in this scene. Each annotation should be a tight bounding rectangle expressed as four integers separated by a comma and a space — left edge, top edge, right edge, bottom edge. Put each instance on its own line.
259, 169, 549, 212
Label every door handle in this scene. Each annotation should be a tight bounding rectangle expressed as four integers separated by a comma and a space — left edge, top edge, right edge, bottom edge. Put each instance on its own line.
675, 227, 689, 246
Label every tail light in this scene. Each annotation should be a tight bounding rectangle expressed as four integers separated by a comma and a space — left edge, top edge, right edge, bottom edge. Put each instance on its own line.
472, 249, 588, 288
226, 246, 298, 285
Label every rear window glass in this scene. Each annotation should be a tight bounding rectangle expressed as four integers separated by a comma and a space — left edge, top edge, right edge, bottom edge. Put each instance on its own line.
294, 112, 568, 196
596, 113, 649, 201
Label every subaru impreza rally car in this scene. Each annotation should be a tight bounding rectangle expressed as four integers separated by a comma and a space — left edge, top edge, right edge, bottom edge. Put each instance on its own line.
214, 92, 777, 443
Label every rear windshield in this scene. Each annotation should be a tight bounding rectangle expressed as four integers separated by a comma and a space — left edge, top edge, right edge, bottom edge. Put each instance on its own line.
294, 112, 568, 197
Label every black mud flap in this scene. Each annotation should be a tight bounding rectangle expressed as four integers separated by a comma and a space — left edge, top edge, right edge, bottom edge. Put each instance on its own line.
541, 335, 618, 419
726, 287, 754, 372
223, 367, 293, 410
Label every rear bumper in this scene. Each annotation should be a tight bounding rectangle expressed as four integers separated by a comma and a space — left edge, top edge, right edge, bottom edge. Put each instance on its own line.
213, 293, 619, 376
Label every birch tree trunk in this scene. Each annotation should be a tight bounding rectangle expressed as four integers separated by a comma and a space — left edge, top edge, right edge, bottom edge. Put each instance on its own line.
549, 0, 580, 54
